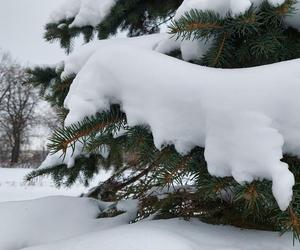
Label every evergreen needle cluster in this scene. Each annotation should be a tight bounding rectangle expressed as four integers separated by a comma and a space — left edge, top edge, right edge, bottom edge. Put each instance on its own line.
169, 0, 300, 67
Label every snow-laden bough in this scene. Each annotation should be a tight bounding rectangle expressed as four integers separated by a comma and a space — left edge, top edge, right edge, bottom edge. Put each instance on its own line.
44, 0, 300, 211
49, 0, 300, 31
55, 33, 300, 211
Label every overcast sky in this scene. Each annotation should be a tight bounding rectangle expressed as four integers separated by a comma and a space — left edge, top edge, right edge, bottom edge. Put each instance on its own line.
0, 0, 69, 149
0, 0, 66, 66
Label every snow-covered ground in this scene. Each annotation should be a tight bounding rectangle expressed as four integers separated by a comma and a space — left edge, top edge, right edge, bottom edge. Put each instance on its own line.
0, 167, 110, 202
23, 219, 298, 250
0, 167, 298, 250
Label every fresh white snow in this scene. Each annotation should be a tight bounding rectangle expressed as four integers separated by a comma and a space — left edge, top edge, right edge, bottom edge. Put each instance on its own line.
175, 0, 299, 26
49, 0, 118, 28
23, 219, 298, 250
0, 167, 110, 202
0, 196, 101, 250
0, 195, 297, 250
170, 0, 300, 62
56, 34, 299, 211
41, 0, 300, 211
48, 0, 300, 64
49, 0, 300, 30
3, 1, 300, 249
40, 141, 85, 169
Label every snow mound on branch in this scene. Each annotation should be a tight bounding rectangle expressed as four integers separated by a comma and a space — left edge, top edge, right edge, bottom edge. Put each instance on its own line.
61, 33, 170, 78
48, 0, 300, 32
175, 0, 300, 30
40, 141, 85, 169
48, 0, 300, 62
158, 0, 300, 62
49, 0, 117, 27
49, 0, 81, 23
60, 34, 300, 210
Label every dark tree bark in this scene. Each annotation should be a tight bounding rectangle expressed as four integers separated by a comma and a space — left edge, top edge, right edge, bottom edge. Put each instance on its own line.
10, 130, 21, 163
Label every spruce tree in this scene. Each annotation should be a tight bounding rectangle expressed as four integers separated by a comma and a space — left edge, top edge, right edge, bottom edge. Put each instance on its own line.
28, 0, 300, 243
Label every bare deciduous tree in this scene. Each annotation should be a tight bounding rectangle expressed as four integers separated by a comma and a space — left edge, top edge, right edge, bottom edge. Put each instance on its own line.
0, 57, 38, 164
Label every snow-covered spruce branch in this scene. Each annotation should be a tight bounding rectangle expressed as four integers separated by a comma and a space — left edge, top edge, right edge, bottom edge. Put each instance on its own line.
47, 105, 126, 153
26, 0, 300, 243
61, 38, 300, 211
25, 154, 101, 187
169, 2, 298, 68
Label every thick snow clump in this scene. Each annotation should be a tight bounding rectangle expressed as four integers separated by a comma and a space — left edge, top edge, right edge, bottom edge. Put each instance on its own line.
56, 34, 300, 211
49, 0, 300, 31
49, 0, 118, 27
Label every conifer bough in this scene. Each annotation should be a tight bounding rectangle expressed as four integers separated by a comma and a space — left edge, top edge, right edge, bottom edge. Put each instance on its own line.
28, 0, 300, 243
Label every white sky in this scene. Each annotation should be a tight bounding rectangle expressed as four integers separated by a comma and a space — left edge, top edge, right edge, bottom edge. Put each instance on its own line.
0, 0, 66, 66
0, 0, 69, 150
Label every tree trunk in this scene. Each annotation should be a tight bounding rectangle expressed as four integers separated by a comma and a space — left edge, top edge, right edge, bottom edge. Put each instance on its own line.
10, 132, 21, 164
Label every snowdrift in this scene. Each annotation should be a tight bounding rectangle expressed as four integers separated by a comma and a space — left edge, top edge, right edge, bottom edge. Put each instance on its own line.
0, 196, 297, 250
